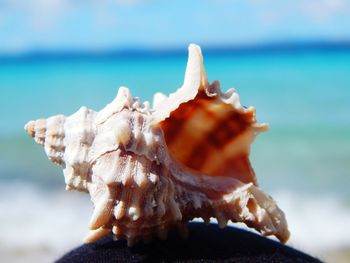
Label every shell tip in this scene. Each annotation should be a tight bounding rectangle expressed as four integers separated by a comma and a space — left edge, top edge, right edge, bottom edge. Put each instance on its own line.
188, 43, 201, 52
24, 120, 35, 137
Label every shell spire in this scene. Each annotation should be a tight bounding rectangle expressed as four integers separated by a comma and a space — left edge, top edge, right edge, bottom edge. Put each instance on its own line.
25, 116, 66, 166
25, 44, 289, 246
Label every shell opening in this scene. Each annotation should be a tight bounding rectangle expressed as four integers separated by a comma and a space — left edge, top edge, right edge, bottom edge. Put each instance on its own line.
159, 88, 258, 184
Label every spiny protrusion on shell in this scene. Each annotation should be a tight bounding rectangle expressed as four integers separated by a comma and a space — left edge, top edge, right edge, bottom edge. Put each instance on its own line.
24, 44, 289, 246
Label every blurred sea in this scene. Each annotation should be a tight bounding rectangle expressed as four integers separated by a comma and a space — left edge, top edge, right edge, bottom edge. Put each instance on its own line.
0, 47, 350, 262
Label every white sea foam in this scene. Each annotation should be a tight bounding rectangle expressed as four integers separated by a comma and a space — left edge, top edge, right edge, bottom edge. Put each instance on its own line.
0, 182, 91, 263
273, 191, 350, 254
1, 182, 350, 262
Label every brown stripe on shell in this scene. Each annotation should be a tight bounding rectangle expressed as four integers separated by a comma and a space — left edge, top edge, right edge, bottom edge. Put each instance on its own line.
160, 98, 200, 145
183, 110, 254, 171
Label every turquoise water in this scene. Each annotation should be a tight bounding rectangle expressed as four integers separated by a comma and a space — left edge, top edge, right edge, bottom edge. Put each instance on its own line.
1, 50, 350, 134
1, 49, 349, 196
1, 49, 350, 257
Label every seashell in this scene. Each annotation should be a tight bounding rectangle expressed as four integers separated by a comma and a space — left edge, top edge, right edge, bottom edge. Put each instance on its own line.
25, 44, 290, 246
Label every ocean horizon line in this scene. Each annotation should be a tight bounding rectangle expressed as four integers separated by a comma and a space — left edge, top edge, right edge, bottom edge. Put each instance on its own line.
1, 40, 350, 62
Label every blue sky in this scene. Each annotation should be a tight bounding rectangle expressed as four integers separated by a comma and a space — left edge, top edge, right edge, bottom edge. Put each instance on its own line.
0, 0, 350, 53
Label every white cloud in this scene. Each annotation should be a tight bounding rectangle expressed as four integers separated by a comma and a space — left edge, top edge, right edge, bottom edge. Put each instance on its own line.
301, 0, 349, 23
4, 0, 72, 31
1, 0, 145, 32
248, 0, 350, 23
7, 0, 70, 13
114, 0, 145, 6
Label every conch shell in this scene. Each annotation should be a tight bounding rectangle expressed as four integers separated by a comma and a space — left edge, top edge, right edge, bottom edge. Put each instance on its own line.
25, 44, 289, 245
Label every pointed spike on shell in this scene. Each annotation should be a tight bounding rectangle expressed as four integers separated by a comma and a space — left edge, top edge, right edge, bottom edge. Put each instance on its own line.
114, 200, 126, 220
89, 193, 113, 230
117, 86, 133, 105
202, 216, 211, 225
216, 212, 228, 229
153, 92, 167, 108
95, 86, 135, 124
115, 119, 132, 147
185, 43, 208, 89
152, 43, 209, 123
84, 227, 111, 244
112, 225, 122, 238
128, 206, 141, 221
